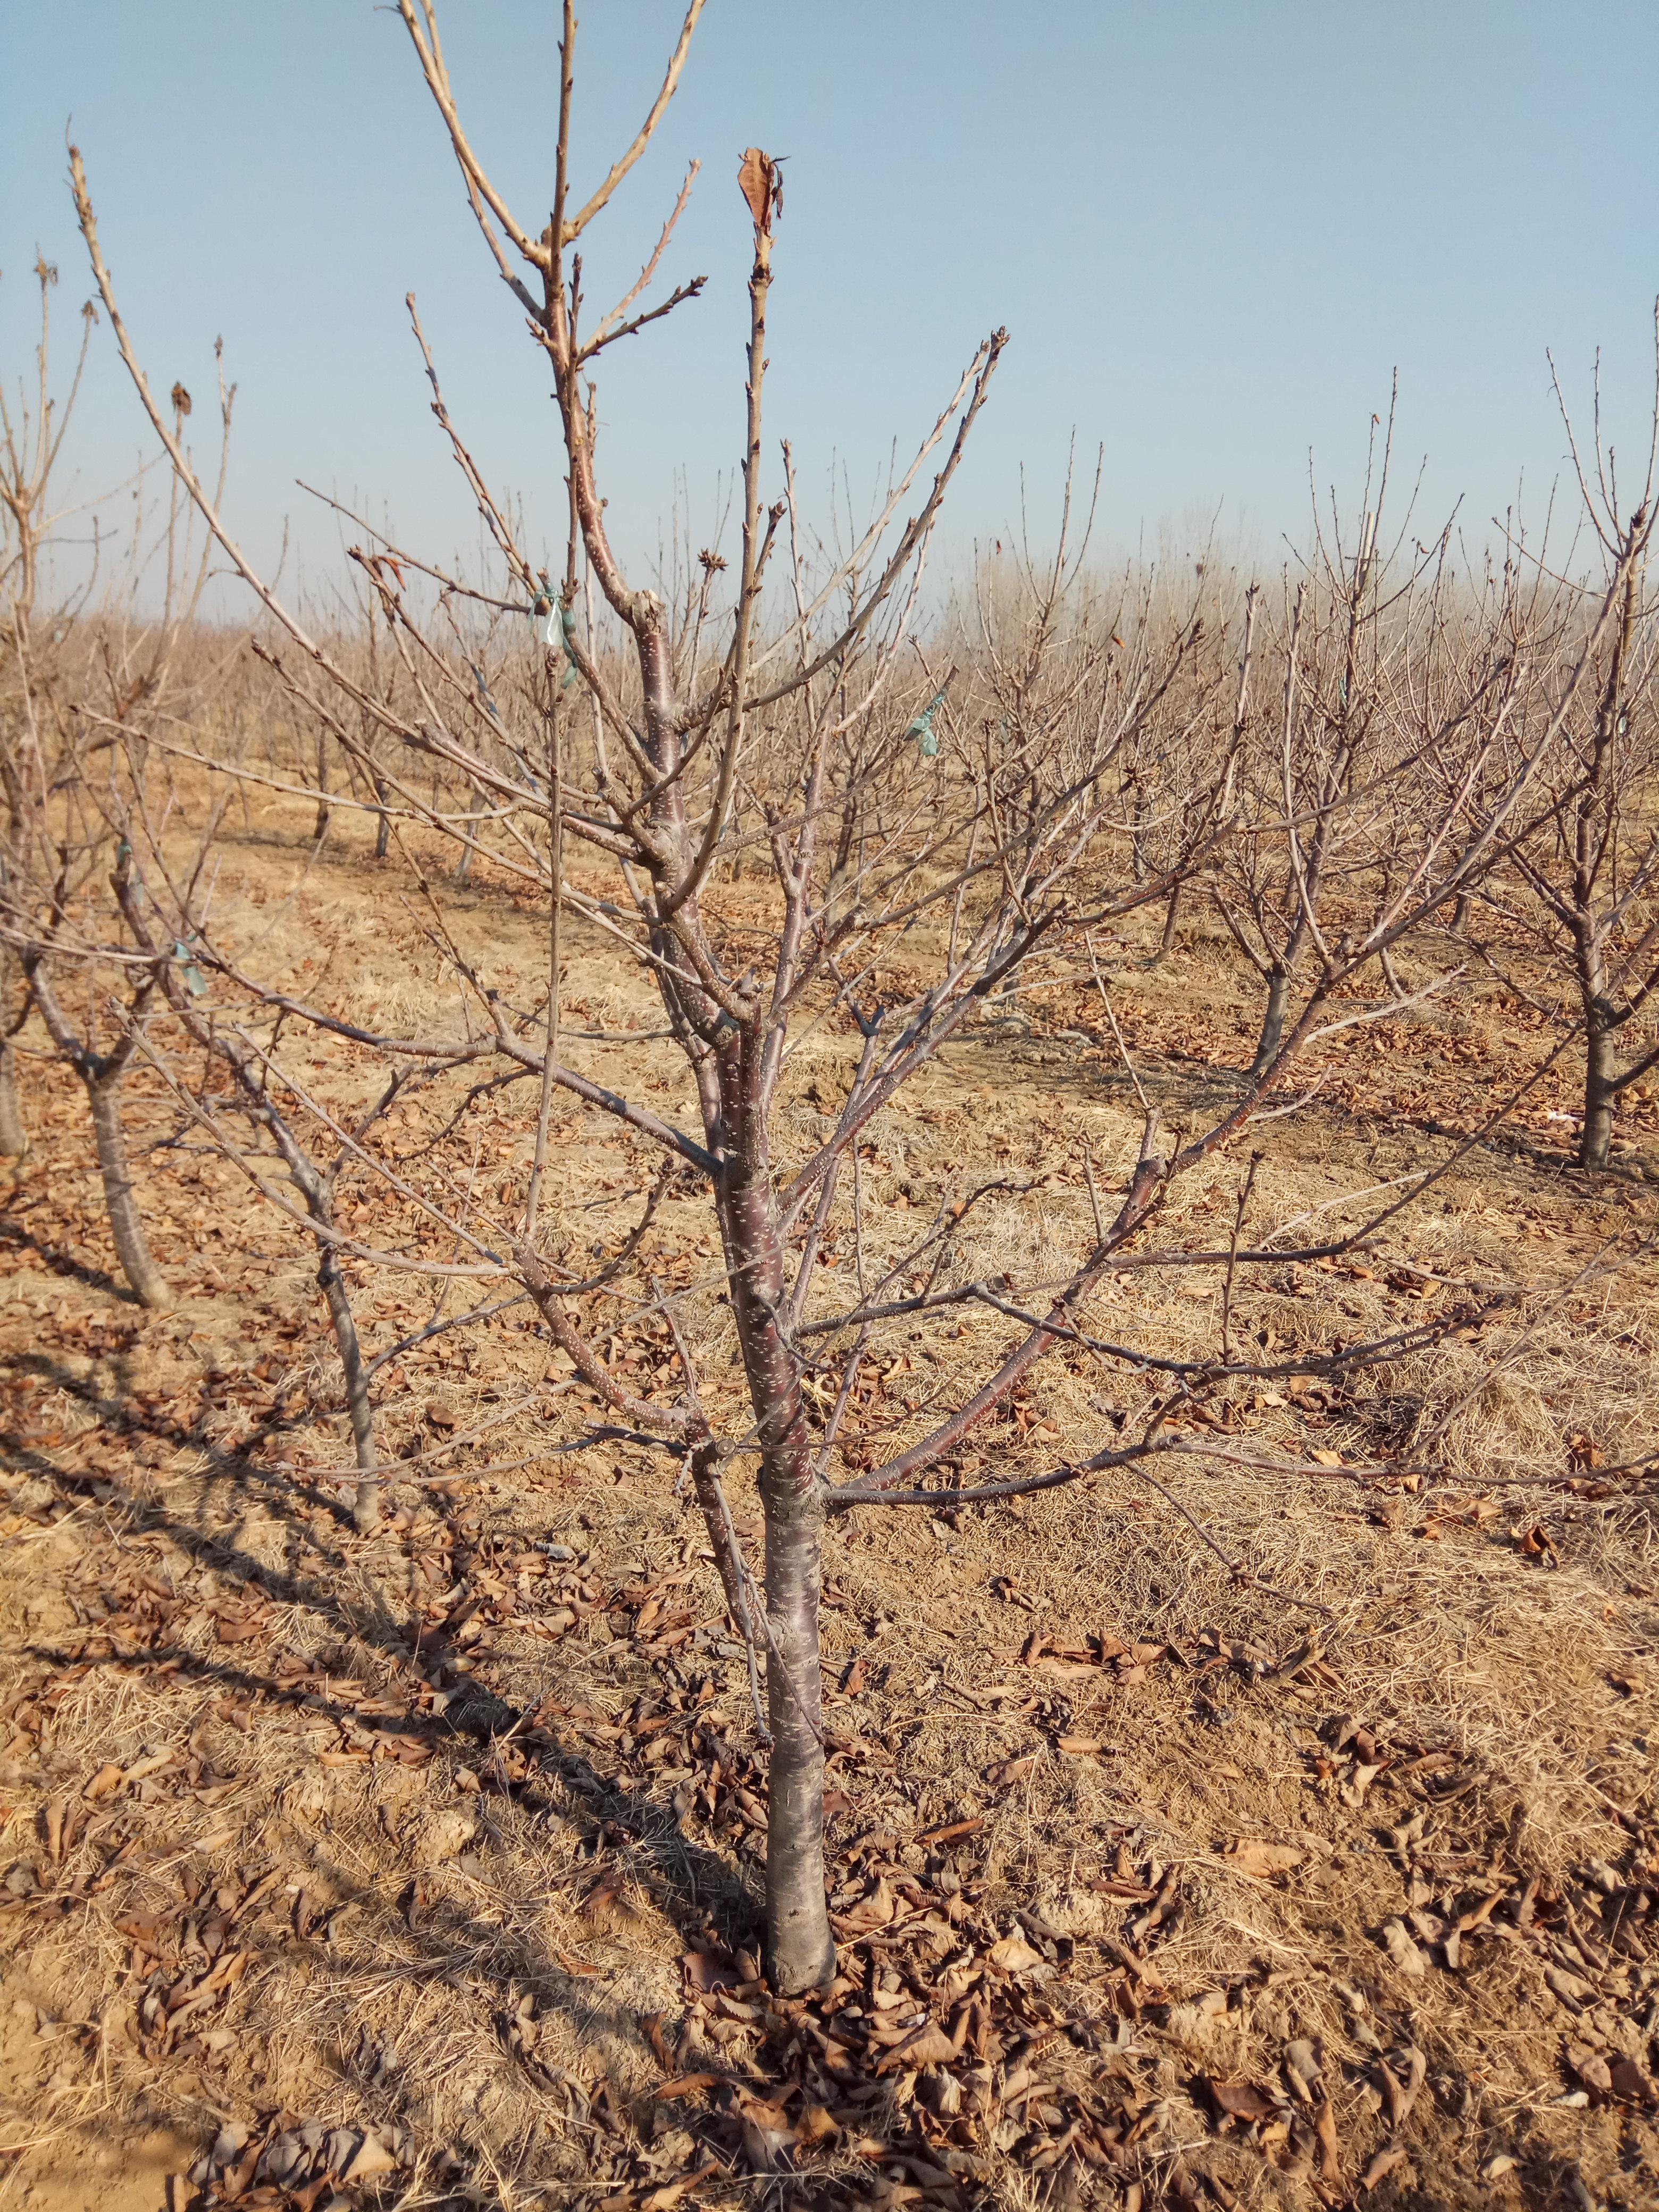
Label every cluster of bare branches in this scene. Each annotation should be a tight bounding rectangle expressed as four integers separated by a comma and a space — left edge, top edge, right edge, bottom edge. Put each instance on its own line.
1, 246, 239, 1217
4, 0, 1658, 1996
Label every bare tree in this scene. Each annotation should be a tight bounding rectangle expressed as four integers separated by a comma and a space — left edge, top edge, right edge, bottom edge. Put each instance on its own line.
105, 780, 406, 1526
1498, 340, 1659, 1169
67, 4, 1653, 2002
1209, 424, 1428, 1077
1, 258, 235, 1235
0, 253, 98, 1157
6, 828, 174, 1310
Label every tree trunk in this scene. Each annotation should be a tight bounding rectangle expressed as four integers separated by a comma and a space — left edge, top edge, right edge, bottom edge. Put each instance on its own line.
1250, 969, 1292, 1079
1574, 916, 1619, 1170
317, 1239, 381, 1530
1124, 775, 1149, 883
1570, 566, 1639, 1174
373, 780, 391, 860
720, 1115, 835, 1994
313, 728, 332, 844
1580, 1017, 1616, 1170
759, 1462, 833, 1991
87, 1073, 171, 1308
0, 1039, 24, 1158
1158, 879, 1182, 958
455, 787, 479, 884
0, 950, 26, 1156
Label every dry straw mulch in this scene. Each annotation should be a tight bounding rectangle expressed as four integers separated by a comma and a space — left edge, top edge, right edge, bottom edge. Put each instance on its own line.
1, 867, 1658, 2212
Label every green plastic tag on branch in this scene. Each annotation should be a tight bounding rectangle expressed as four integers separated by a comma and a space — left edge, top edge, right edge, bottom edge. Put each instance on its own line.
531, 590, 580, 691
172, 940, 208, 996
906, 685, 949, 759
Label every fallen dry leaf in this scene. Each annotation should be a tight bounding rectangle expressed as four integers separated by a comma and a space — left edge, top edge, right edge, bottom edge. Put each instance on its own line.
1054, 1734, 1101, 1755
1030, 1656, 1099, 1682
584, 1874, 625, 1925
682, 1948, 742, 1993
1362, 2146, 1407, 2190
1283, 2037, 1322, 2096
986, 1935, 1044, 1973
1512, 1521, 1559, 1563
1314, 2096, 1341, 2184
1340, 1760, 1383, 1807
916, 1816, 984, 1845
1223, 1838, 1306, 1878
640, 2012, 674, 2072
1610, 2057, 1656, 2105
1206, 2078, 1279, 2122
651, 2073, 722, 2103
835, 1876, 896, 1933
1380, 1918, 1429, 1976
340, 2134, 399, 2183
738, 2095, 797, 2173
642, 2177, 708, 2211
213, 1610, 266, 1645
984, 1753, 1036, 1788
876, 2020, 957, 2073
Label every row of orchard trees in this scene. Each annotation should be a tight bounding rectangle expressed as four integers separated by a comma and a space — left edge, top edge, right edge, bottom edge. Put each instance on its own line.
2, 0, 1658, 1989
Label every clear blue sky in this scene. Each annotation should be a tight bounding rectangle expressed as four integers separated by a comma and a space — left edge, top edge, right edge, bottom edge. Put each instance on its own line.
6, 1, 1659, 604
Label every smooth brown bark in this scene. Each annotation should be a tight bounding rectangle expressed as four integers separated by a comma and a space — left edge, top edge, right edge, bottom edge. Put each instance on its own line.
318, 1239, 382, 1531
0, 1038, 24, 1157
0, 944, 26, 1155
1579, 977, 1618, 1170
87, 1073, 171, 1309
718, 1121, 835, 1990
1568, 563, 1641, 1172
1250, 967, 1292, 1079
24, 957, 171, 1309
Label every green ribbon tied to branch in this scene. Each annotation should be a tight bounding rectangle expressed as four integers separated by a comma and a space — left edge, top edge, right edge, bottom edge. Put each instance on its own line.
906, 685, 948, 759
532, 590, 580, 691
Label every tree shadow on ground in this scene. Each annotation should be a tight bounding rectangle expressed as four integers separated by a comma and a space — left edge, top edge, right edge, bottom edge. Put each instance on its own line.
0, 1406, 789, 2197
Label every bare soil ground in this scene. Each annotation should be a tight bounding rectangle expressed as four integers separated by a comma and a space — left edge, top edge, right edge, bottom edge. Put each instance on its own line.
1, 812, 1657, 2212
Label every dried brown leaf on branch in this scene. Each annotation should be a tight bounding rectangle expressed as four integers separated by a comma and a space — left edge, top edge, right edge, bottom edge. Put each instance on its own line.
737, 145, 781, 232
